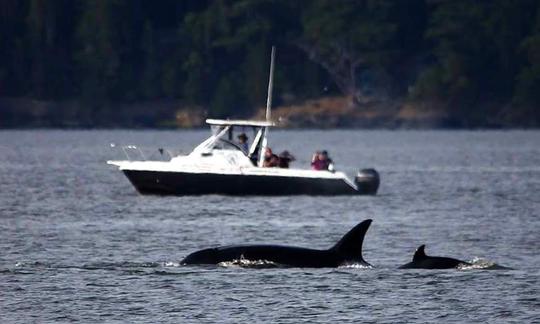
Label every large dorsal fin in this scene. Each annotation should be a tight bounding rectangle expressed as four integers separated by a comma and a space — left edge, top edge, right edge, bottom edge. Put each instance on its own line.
330, 219, 372, 264
413, 244, 427, 261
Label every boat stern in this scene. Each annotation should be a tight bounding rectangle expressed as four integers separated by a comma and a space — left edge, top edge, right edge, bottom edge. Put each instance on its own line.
354, 169, 380, 195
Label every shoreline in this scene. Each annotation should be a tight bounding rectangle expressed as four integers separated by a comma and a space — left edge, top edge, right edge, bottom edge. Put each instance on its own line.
0, 96, 538, 129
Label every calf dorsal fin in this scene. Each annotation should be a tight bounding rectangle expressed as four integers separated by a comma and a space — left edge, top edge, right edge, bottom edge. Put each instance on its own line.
413, 244, 427, 261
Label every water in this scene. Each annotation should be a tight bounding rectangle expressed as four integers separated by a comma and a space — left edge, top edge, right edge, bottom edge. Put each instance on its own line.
1, 130, 539, 323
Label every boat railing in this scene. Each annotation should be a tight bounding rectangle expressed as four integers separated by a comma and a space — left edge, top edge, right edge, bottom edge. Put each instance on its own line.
110, 143, 175, 161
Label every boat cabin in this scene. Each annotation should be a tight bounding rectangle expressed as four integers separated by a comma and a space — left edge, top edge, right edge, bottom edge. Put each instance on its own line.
192, 119, 275, 167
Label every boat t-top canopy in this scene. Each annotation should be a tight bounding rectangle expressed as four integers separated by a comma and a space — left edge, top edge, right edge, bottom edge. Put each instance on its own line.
206, 119, 275, 127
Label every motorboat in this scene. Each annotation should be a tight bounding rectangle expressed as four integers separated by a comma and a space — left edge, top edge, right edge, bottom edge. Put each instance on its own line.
107, 119, 380, 195
107, 48, 380, 196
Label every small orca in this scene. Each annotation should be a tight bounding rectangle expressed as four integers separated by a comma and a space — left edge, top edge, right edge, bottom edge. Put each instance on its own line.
181, 219, 372, 268
399, 244, 470, 269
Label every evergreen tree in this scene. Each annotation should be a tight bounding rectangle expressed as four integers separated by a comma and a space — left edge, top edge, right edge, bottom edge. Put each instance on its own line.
0, 0, 539, 127
141, 21, 159, 99
75, 0, 121, 105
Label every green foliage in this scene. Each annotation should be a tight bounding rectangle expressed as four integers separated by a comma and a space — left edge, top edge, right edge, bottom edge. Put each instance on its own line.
515, 7, 540, 106
515, 34, 540, 104
75, 1, 121, 104
300, 1, 397, 96
211, 74, 243, 118
0, 0, 539, 126
299, 0, 426, 103
413, 1, 537, 109
141, 21, 159, 99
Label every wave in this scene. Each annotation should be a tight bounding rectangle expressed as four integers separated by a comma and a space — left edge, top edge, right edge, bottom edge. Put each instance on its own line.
7, 258, 510, 272
218, 258, 281, 269
458, 258, 513, 270
338, 263, 373, 269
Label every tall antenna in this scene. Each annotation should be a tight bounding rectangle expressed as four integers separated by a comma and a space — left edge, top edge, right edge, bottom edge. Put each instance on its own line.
258, 46, 275, 167
265, 46, 275, 121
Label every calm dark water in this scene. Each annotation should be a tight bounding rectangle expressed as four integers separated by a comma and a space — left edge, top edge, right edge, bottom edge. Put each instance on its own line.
1, 130, 539, 323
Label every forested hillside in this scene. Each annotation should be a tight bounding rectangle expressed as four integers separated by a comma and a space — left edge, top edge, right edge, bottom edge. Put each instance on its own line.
1, 0, 539, 127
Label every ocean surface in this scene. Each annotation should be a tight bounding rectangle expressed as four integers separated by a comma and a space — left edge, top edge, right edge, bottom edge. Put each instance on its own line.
0, 129, 539, 323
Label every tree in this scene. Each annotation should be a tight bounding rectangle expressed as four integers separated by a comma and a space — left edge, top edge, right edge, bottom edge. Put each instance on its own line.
26, 0, 77, 99
509, 5, 540, 125
0, 0, 28, 96
75, 0, 121, 105
413, 1, 537, 109
181, 0, 295, 116
515, 6, 540, 106
141, 21, 159, 99
298, 0, 403, 107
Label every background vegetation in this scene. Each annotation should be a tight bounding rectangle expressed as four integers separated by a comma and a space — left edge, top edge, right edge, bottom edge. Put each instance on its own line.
1, 0, 539, 127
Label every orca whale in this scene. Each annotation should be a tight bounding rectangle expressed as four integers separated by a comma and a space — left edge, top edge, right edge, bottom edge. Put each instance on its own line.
181, 219, 372, 268
399, 245, 470, 269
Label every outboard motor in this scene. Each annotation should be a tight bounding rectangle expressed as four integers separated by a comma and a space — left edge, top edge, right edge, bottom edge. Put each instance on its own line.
354, 168, 380, 195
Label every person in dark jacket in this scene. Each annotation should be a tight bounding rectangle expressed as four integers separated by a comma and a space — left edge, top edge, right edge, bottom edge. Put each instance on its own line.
237, 133, 249, 153
263, 148, 280, 167
278, 150, 295, 168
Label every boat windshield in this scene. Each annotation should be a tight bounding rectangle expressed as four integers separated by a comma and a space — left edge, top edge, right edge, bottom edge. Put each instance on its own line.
209, 125, 254, 154
213, 137, 245, 151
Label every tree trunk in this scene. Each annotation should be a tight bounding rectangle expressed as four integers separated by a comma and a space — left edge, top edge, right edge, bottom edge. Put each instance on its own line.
296, 41, 364, 108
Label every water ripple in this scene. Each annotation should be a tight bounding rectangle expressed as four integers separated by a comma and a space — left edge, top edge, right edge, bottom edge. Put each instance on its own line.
1, 130, 539, 323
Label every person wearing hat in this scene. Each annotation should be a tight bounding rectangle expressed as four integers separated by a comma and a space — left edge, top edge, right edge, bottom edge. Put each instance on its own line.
237, 133, 249, 152
278, 150, 295, 168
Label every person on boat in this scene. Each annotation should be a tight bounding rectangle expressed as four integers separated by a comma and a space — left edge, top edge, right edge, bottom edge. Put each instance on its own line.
278, 150, 295, 168
311, 150, 333, 171
263, 147, 280, 167
237, 133, 249, 152
323, 150, 335, 171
